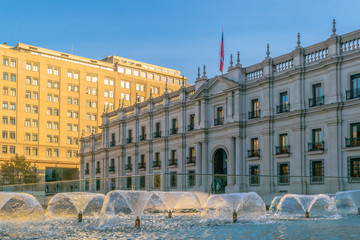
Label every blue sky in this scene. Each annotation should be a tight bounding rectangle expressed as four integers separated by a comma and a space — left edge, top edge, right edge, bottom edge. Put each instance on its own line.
1, 0, 360, 83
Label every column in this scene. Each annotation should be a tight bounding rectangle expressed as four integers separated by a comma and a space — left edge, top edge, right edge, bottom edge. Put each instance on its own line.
196, 142, 202, 187
202, 141, 208, 190
235, 137, 241, 187
227, 137, 235, 186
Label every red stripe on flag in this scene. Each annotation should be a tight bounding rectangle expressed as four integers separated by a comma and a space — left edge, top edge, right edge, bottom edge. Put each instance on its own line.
220, 31, 224, 72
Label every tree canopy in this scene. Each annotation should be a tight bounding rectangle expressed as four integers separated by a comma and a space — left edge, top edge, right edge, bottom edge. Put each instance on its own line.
0, 154, 39, 185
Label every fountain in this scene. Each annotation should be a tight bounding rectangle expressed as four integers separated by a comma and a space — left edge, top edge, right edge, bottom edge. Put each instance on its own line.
335, 190, 360, 214
201, 192, 266, 222
0, 192, 45, 221
144, 192, 203, 214
275, 194, 337, 217
269, 196, 282, 213
46, 192, 105, 218
101, 190, 153, 227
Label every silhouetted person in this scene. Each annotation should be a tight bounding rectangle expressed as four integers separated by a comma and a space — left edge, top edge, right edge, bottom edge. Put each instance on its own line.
233, 210, 237, 223
135, 216, 140, 228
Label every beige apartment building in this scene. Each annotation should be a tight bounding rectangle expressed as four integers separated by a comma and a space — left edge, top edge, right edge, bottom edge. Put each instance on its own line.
0, 42, 186, 182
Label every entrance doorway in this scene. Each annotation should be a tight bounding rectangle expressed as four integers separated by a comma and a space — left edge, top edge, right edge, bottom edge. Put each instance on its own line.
213, 148, 227, 193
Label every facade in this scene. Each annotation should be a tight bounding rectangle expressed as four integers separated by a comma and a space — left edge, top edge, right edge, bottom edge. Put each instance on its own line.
0, 42, 185, 182
81, 25, 360, 195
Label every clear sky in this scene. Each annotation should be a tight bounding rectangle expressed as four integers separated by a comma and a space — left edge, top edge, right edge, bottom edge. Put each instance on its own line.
1, 0, 360, 84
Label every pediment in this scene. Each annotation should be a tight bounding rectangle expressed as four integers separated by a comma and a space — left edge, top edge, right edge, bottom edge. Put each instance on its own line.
193, 76, 239, 98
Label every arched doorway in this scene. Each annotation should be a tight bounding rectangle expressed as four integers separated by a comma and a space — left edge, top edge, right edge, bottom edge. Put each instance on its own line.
213, 148, 227, 193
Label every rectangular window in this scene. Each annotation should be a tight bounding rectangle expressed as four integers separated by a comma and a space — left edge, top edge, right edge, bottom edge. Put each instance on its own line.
10, 102, 15, 111
2, 116, 8, 124
9, 146, 15, 154
10, 117, 15, 125
48, 80, 52, 88
348, 123, 360, 147
67, 150, 72, 158
26, 77, 31, 84
3, 58, 9, 66
349, 158, 360, 182
2, 101, 8, 110
68, 71, 72, 78
33, 92, 38, 99
46, 149, 52, 157
33, 64, 38, 72
311, 160, 324, 184
47, 135, 52, 143
54, 109, 59, 116
25, 119, 31, 127
48, 67, 53, 74
53, 136, 59, 143
9, 132, 15, 139
2, 131, 8, 139
68, 84, 72, 91
249, 165, 260, 185
32, 120, 38, 128
47, 94, 52, 102
170, 172, 177, 188
53, 149, 58, 157
54, 95, 59, 102
215, 107, 223, 125
32, 133, 38, 141
54, 68, 59, 76
3, 73, 8, 80
26, 62, 31, 70
47, 122, 52, 129
10, 88, 16, 96
2, 146, 7, 154
54, 81, 59, 89
188, 170, 195, 187
33, 105, 38, 113
278, 92, 289, 113
92, 76, 97, 83
278, 163, 290, 184
26, 147, 31, 155
10, 60, 16, 67
26, 91, 31, 98
25, 133, 30, 141
53, 122, 59, 129
33, 78, 38, 86
10, 74, 16, 82
74, 72, 79, 79
3, 87, 8, 95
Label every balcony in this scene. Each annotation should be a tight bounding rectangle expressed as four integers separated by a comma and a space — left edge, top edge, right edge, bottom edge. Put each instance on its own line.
308, 141, 324, 151
248, 149, 261, 158
309, 96, 324, 107
346, 88, 360, 100
276, 104, 290, 114
110, 141, 116, 147
95, 168, 101, 173
85, 169, 89, 175
152, 161, 161, 169
154, 131, 162, 138
127, 137, 133, 144
170, 128, 178, 135
188, 124, 195, 131
138, 162, 146, 170
109, 165, 115, 173
346, 137, 360, 147
125, 164, 132, 171
248, 110, 261, 120
168, 159, 178, 167
140, 134, 146, 141
276, 145, 290, 155
186, 157, 196, 165
214, 117, 224, 126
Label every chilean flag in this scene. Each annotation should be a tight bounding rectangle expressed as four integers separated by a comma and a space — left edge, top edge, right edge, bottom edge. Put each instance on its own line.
220, 30, 224, 73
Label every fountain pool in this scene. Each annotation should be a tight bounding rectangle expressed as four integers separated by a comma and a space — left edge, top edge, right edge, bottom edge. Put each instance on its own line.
0, 190, 359, 239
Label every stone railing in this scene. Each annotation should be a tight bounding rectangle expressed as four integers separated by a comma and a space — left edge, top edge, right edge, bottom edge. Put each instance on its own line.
273, 53, 294, 73
246, 64, 263, 81
304, 41, 328, 65
341, 30, 360, 54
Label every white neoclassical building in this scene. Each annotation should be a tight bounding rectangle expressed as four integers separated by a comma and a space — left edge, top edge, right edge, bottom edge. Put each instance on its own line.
80, 24, 360, 195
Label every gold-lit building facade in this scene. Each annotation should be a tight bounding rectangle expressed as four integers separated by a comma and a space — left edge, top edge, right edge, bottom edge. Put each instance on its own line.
0, 43, 186, 182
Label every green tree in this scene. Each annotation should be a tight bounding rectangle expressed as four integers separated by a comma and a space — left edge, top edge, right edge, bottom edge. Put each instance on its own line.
0, 154, 39, 184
